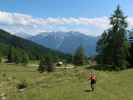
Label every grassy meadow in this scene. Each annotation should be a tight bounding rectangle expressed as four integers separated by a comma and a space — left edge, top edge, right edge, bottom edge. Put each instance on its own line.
0, 63, 133, 100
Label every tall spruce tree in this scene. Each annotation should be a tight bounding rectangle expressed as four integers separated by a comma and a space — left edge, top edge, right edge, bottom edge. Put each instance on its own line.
96, 31, 109, 64
38, 57, 46, 73
7, 47, 15, 63
45, 54, 54, 72
129, 43, 133, 66
128, 30, 133, 66
0, 53, 2, 63
21, 52, 29, 65
73, 45, 86, 65
96, 6, 129, 69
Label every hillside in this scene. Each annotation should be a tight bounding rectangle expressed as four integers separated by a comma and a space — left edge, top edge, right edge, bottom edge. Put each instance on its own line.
14, 32, 32, 39
0, 63, 133, 100
0, 29, 70, 60
29, 31, 98, 56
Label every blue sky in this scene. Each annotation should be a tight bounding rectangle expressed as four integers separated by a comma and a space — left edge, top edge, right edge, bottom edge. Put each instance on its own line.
0, 0, 133, 36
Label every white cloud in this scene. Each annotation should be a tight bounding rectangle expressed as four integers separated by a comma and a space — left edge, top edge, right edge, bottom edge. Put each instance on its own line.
127, 17, 133, 26
0, 11, 133, 36
0, 11, 109, 27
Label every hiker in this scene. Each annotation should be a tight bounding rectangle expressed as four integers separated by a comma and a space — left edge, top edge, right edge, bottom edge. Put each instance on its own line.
88, 72, 96, 91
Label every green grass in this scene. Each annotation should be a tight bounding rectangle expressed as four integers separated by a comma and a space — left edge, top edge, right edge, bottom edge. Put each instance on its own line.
0, 63, 133, 100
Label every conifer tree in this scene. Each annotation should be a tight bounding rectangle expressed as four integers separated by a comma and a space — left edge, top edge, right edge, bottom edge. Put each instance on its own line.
7, 47, 12, 63
96, 31, 109, 64
128, 30, 133, 66
96, 6, 129, 69
129, 44, 133, 66
45, 54, 54, 72
0, 54, 2, 63
38, 57, 46, 73
73, 45, 86, 65
38, 55, 54, 72
21, 52, 29, 65
7, 47, 29, 64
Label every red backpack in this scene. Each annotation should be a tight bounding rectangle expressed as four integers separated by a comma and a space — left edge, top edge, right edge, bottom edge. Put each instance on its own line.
88, 75, 96, 80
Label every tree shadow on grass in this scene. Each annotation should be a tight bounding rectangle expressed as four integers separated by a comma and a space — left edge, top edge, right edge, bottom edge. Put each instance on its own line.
84, 89, 92, 92
86, 64, 115, 71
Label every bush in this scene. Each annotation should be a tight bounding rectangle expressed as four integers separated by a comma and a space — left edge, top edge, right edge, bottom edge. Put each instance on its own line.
17, 80, 28, 90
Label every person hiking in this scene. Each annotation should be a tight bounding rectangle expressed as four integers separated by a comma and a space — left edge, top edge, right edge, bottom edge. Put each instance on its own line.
88, 72, 96, 91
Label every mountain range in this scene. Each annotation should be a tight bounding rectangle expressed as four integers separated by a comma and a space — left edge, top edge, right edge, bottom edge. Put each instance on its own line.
0, 29, 70, 60
15, 32, 32, 39
29, 31, 99, 56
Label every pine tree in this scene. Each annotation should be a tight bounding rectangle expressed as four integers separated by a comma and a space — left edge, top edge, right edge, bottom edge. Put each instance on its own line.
7, 47, 29, 64
7, 47, 15, 63
11, 48, 21, 64
129, 44, 133, 66
96, 31, 109, 64
7, 47, 12, 63
45, 54, 54, 72
15, 50, 22, 64
21, 52, 29, 65
38, 57, 46, 73
0, 54, 2, 63
96, 6, 129, 70
38, 55, 54, 72
73, 46, 86, 65
128, 30, 133, 66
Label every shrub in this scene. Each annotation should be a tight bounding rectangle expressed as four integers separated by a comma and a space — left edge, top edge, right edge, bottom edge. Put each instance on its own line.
17, 80, 28, 90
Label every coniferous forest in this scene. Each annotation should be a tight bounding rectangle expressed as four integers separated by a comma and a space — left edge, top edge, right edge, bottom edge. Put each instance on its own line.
0, 29, 71, 64
96, 6, 133, 70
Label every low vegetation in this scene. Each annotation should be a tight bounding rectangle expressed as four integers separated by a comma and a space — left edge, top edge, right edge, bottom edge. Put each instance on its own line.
0, 63, 133, 100
17, 80, 28, 90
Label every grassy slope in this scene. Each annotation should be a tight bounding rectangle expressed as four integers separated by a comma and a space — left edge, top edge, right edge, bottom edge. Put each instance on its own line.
0, 63, 133, 100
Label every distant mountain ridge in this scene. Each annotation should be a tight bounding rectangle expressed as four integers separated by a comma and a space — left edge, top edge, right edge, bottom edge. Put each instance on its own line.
29, 31, 99, 56
15, 32, 32, 39
0, 29, 70, 60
